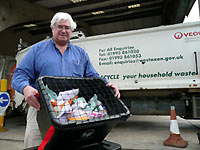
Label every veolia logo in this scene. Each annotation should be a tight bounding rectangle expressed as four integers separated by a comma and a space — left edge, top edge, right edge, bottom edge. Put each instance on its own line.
174, 32, 183, 39
174, 31, 200, 39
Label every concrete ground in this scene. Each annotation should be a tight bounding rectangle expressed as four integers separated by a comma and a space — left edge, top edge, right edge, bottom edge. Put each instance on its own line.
0, 114, 25, 150
0, 114, 200, 150
106, 115, 200, 150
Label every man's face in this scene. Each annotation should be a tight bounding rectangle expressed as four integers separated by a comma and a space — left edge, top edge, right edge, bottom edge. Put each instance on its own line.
52, 19, 72, 45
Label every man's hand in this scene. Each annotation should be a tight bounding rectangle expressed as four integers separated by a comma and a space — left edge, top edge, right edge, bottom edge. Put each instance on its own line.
106, 82, 120, 99
23, 86, 40, 110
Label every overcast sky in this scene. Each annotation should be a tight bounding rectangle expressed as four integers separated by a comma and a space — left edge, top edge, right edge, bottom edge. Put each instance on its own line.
184, 0, 199, 23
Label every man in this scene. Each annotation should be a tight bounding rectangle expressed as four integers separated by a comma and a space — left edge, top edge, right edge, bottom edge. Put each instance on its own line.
12, 12, 120, 149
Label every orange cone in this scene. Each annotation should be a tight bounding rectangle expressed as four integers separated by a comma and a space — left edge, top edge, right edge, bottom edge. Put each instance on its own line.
163, 106, 188, 148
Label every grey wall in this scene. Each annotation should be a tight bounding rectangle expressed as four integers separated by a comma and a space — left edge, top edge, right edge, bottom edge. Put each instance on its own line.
0, 0, 54, 56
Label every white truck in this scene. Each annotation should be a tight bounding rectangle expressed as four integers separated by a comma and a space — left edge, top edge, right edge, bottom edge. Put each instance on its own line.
15, 22, 200, 118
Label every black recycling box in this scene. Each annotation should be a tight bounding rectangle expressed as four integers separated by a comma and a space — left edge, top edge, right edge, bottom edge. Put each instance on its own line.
36, 76, 130, 150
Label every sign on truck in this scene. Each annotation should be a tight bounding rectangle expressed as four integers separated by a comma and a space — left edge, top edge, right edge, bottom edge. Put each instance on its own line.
73, 22, 200, 90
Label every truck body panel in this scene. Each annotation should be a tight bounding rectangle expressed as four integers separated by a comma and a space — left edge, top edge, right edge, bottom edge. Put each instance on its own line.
72, 22, 200, 91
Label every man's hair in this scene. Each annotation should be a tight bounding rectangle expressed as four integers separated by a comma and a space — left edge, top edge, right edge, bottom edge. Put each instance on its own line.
50, 12, 77, 31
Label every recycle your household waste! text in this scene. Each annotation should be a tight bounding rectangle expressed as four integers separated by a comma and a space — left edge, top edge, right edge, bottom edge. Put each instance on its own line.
101, 70, 197, 80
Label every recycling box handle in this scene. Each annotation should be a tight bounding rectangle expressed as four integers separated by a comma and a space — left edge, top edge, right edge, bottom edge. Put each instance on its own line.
35, 93, 40, 101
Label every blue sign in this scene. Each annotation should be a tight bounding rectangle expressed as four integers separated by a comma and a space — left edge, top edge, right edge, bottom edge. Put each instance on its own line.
0, 93, 10, 107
